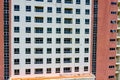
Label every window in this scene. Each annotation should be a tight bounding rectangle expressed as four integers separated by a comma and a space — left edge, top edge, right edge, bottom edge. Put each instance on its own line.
56, 68, 60, 73
35, 27, 43, 33
47, 28, 52, 33
14, 5, 20, 11
64, 18, 72, 24
75, 38, 80, 43
64, 8, 73, 14
84, 57, 88, 62
47, 7, 52, 13
85, 19, 89, 24
14, 59, 20, 65
25, 48, 31, 54
84, 66, 88, 71
85, 9, 90, 15
26, 6, 31, 12
47, 48, 52, 54
56, 0, 61, 3
110, 30, 116, 33
14, 27, 19, 33
34, 58, 43, 64
110, 39, 116, 41
35, 0, 43, 2
25, 69, 31, 74
65, 0, 73, 4
64, 48, 72, 53
47, 58, 52, 64
14, 37, 19, 43
84, 48, 89, 53
111, 20, 116, 24
47, 17, 52, 23
47, 68, 51, 73
76, 19, 80, 24
109, 57, 115, 60
85, 0, 90, 5
111, 11, 117, 14
14, 69, 19, 75
25, 58, 31, 64
76, 9, 80, 14
26, 38, 31, 43
35, 17, 43, 23
26, 16, 31, 22
64, 67, 71, 73
56, 7, 61, 13
14, 16, 20, 22
56, 58, 60, 63
76, 0, 80, 4
75, 67, 79, 72
64, 58, 72, 63
64, 38, 72, 44
111, 2, 117, 5
35, 48, 43, 54
75, 48, 79, 53
35, 68, 43, 74
64, 28, 72, 34
35, 38, 43, 44
85, 38, 89, 44
85, 29, 89, 34
47, 38, 52, 43
108, 75, 114, 79
47, 0, 52, 2
75, 58, 79, 63
56, 28, 61, 34
35, 6, 43, 12
109, 65, 114, 68
109, 48, 115, 50
26, 27, 31, 33
75, 28, 80, 34
56, 18, 61, 23
14, 48, 19, 54
56, 38, 61, 44
56, 48, 61, 53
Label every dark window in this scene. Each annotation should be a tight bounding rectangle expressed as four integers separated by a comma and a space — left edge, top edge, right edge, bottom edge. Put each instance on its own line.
47, 7, 52, 13
76, 0, 80, 4
14, 5, 20, 11
14, 16, 20, 22
26, 16, 31, 22
85, 0, 90, 5
56, 7, 61, 13
26, 6, 31, 12
14, 27, 19, 33
26, 27, 31, 33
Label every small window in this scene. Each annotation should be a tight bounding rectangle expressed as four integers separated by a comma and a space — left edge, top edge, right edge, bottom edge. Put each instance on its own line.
111, 20, 116, 24
110, 39, 116, 41
75, 38, 80, 43
84, 57, 89, 62
76, 19, 80, 24
76, 9, 80, 14
84, 48, 89, 53
56, 38, 61, 44
25, 69, 31, 74
14, 27, 20, 33
109, 57, 115, 60
14, 69, 20, 75
56, 18, 61, 23
85, 9, 90, 15
111, 2, 117, 5
47, 28, 52, 33
47, 38, 52, 43
64, 67, 71, 73
14, 5, 20, 11
75, 58, 79, 63
56, 48, 61, 53
47, 0, 52, 2
35, 17, 43, 23
34, 58, 43, 64
14, 48, 20, 54
35, 6, 43, 12
76, 0, 80, 4
26, 16, 31, 22
14, 59, 20, 65
85, 29, 89, 34
25, 58, 31, 64
47, 17, 52, 23
75, 48, 79, 53
47, 7, 52, 13
26, 6, 31, 12
85, 19, 89, 24
56, 68, 60, 73
108, 75, 114, 79
56, 28, 61, 34
25, 48, 31, 54
47, 58, 52, 64
35, 27, 43, 33
64, 58, 72, 63
47, 48, 52, 54
14, 16, 20, 22
56, 58, 60, 63
75, 28, 80, 34
111, 11, 117, 14
47, 68, 51, 73
56, 0, 61, 3
85, 38, 89, 44
26, 27, 31, 33
25, 38, 31, 43
85, 0, 90, 5
109, 65, 114, 68
35, 48, 43, 54
75, 67, 79, 72
84, 66, 88, 71
109, 48, 115, 50
35, 38, 43, 44
14, 37, 19, 43
35, 68, 43, 74
35, 0, 44, 2
56, 7, 61, 13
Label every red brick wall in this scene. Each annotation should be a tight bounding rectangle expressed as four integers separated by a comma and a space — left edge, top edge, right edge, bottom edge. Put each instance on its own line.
96, 0, 117, 80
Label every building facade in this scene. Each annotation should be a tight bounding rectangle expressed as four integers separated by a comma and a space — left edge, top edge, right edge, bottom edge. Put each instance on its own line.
0, 0, 118, 80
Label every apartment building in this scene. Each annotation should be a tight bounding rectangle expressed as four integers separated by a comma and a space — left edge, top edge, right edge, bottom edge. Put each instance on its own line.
0, 0, 118, 80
